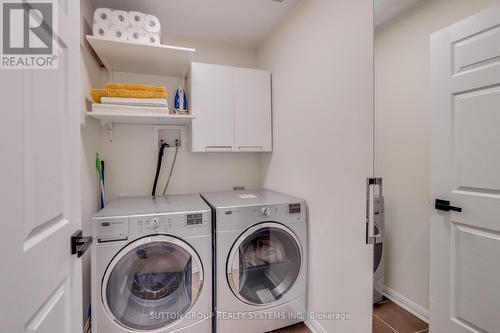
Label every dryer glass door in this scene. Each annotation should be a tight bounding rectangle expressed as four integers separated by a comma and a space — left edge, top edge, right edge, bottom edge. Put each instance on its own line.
102, 235, 203, 331
227, 222, 302, 305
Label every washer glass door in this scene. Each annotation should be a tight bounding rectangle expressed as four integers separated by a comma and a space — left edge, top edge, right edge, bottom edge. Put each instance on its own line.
227, 223, 301, 305
103, 235, 203, 331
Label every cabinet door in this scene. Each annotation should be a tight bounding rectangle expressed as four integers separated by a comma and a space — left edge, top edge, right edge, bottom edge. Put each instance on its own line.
234, 68, 272, 152
191, 62, 234, 152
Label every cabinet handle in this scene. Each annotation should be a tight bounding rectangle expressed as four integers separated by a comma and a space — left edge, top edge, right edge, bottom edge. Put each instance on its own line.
238, 146, 263, 151
205, 146, 233, 152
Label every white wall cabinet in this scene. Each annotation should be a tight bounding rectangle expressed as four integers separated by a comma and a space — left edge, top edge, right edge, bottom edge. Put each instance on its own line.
191, 63, 235, 151
190, 62, 272, 152
234, 67, 272, 151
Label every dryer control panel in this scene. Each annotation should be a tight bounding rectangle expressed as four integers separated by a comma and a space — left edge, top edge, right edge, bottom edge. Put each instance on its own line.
216, 202, 306, 231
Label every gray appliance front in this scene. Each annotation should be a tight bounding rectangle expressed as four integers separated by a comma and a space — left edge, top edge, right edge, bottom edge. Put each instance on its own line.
227, 222, 302, 305
216, 221, 307, 312
104, 236, 203, 331
93, 234, 211, 333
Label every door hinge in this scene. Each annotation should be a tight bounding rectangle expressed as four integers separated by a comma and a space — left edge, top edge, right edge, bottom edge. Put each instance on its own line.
366, 177, 384, 245
71, 230, 93, 258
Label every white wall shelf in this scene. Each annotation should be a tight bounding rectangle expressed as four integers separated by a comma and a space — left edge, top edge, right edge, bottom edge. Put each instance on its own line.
86, 35, 195, 77
87, 111, 194, 126
87, 111, 194, 142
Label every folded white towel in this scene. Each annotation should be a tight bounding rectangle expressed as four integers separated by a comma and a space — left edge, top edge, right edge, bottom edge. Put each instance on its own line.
92, 103, 169, 114
100, 97, 167, 107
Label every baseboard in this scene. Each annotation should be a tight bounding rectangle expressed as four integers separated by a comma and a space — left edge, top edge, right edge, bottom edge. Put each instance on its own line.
305, 319, 327, 333
83, 318, 91, 333
383, 285, 430, 323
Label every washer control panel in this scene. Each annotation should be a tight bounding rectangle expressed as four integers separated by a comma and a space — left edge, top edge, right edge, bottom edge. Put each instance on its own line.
131, 215, 171, 234
129, 211, 210, 238
288, 203, 302, 214
186, 213, 203, 225
94, 210, 210, 243
261, 207, 270, 216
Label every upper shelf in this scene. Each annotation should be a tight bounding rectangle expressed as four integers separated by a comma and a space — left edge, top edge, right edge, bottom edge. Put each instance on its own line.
86, 35, 196, 77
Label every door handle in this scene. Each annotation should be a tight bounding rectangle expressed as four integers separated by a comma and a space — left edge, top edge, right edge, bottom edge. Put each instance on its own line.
366, 178, 384, 244
435, 199, 462, 212
71, 230, 93, 257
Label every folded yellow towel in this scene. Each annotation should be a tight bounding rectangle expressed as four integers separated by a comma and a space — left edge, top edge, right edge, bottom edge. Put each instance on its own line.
106, 88, 167, 99
106, 83, 167, 97
90, 85, 168, 103
91, 89, 107, 103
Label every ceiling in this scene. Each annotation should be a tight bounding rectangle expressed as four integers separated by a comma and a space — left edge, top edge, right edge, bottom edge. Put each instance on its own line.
92, 0, 299, 47
374, 0, 421, 27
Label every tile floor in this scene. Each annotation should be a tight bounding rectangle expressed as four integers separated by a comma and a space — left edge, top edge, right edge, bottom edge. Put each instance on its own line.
271, 299, 429, 333
372, 299, 428, 333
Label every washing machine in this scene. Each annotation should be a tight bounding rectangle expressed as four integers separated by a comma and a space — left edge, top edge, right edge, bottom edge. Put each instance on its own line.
201, 190, 307, 333
91, 195, 212, 333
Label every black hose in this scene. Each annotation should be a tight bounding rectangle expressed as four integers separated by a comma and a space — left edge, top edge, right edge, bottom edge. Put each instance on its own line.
152, 143, 168, 196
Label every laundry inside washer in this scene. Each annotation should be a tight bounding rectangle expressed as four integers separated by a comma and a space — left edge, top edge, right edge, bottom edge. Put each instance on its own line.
129, 246, 188, 300
105, 241, 197, 330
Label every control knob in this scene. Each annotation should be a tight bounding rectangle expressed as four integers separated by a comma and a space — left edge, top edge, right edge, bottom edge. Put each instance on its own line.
261, 207, 270, 216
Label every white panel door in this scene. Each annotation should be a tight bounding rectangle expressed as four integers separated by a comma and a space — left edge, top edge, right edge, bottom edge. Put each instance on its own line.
430, 4, 500, 333
0, 1, 82, 333
234, 68, 272, 152
191, 62, 235, 152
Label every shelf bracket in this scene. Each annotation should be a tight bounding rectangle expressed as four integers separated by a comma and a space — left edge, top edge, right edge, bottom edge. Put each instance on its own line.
101, 121, 113, 142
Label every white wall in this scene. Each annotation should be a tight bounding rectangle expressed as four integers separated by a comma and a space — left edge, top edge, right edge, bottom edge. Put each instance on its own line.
167, 36, 258, 69
99, 41, 262, 200
80, 0, 105, 323
375, 0, 500, 310
258, 1, 373, 331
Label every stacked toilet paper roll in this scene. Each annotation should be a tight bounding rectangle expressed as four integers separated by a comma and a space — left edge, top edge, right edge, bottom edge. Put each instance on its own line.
93, 8, 161, 45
